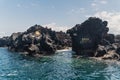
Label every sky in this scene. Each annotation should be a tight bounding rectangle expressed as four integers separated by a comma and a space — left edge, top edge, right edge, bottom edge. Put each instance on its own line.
0, 0, 120, 37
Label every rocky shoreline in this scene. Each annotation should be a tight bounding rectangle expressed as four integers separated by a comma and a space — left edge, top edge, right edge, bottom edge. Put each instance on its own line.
67, 17, 120, 61
0, 17, 120, 61
0, 24, 71, 57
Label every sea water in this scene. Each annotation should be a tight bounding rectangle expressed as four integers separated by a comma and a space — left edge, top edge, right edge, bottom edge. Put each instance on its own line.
0, 48, 120, 80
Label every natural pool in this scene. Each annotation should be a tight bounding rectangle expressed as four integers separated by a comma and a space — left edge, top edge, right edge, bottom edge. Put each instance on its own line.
0, 48, 120, 80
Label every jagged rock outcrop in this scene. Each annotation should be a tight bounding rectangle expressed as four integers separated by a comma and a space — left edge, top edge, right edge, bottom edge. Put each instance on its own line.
115, 35, 120, 43
67, 17, 109, 56
104, 34, 115, 44
8, 24, 71, 56
67, 17, 120, 61
56, 31, 72, 49
102, 50, 120, 60
1, 17, 120, 61
0, 37, 10, 47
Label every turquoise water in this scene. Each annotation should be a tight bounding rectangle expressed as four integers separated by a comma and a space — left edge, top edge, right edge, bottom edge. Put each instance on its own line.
0, 48, 120, 80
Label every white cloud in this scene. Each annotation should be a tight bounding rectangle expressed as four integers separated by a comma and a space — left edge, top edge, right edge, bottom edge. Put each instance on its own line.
17, 4, 22, 8
100, 0, 107, 4
93, 11, 120, 34
17, 3, 37, 8
31, 3, 38, 7
85, 15, 91, 18
91, 1, 99, 11
31, 3, 37, 6
16, 4, 29, 8
92, 0, 108, 4
67, 8, 86, 15
91, 3, 97, 7
43, 23, 69, 32
91, 0, 108, 11
0, 32, 10, 38
79, 8, 85, 13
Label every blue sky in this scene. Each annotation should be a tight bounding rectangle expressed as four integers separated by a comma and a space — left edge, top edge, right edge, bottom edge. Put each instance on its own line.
0, 0, 120, 37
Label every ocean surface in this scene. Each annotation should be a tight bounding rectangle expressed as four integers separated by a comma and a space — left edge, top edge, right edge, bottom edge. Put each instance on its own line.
0, 48, 120, 80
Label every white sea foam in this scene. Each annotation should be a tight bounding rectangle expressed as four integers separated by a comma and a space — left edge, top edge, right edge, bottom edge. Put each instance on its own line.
56, 47, 72, 52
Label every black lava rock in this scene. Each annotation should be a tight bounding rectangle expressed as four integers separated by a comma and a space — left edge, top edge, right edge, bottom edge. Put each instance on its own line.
8, 24, 71, 56
0, 37, 10, 47
67, 17, 109, 56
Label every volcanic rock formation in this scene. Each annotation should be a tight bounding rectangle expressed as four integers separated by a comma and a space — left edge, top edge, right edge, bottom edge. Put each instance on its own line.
0, 17, 120, 60
67, 17, 109, 56
0, 37, 10, 47
8, 24, 71, 56
67, 17, 120, 60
